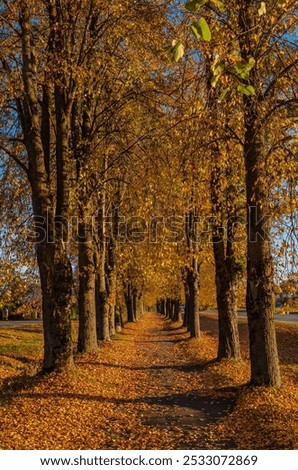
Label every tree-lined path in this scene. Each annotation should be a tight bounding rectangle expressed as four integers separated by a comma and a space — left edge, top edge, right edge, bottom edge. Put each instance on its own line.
0, 0, 297, 453
1, 313, 297, 450
97, 313, 236, 449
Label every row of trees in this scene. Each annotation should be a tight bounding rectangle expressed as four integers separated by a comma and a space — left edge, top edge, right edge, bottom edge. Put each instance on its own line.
157, 0, 297, 387
0, 0, 297, 387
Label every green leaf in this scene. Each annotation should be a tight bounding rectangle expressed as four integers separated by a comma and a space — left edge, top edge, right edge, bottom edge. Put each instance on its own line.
258, 2, 266, 16
211, 56, 224, 76
172, 40, 185, 62
217, 87, 230, 103
198, 17, 212, 41
165, 40, 185, 62
211, 0, 225, 11
190, 17, 211, 41
277, 0, 287, 7
190, 23, 201, 39
248, 57, 256, 68
237, 83, 256, 96
185, 0, 208, 12
211, 75, 220, 87
234, 57, 255, 79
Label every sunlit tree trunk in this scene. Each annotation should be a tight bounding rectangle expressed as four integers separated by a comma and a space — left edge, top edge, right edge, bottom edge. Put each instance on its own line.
96, 188, 110, 341
210, 163, 241, 360
72, 96, 98, 353
21, 4, 73, 372
77, 208, 97, 353
107, 243, 117, 337
238, 2, 281, 386
115, 304, 123, 332
244, 104, 280, 386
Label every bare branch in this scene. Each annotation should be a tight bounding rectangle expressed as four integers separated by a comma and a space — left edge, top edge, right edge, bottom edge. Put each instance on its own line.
0, 144, 29, 174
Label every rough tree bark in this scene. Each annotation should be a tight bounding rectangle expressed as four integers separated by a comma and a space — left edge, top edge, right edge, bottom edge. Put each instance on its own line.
77, 208, 97, 353
204, 49, 242, 361
210, 164, 241, 360
238, 1, 281, 386
173, 299, 182, 322
185, 208, 200, 338
161, 299, 166, 316
166, 298, 171, 319
106, 241, 117, 337
72, 97, 98, 353
186, 264, 200, 338
244, 105, 280, 386
183, 279, 190, 329
124, 283, 136, 322
115, 303, 124, 332
20, 3, 74, 372
96, 188, 110, 341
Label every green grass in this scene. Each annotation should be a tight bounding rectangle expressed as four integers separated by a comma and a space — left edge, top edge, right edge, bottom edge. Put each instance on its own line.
0, 327, 43, 363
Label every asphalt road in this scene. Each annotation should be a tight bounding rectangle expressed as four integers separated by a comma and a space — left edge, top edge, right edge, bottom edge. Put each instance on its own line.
0, 311, 298, 329
0, 320, 43, 328
203, 310, 298, 323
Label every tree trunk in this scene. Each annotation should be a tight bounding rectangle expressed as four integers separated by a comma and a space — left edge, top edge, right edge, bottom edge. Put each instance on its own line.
244, 110, 281, 386
106, 201, 120, 336
51, 243, 73, 368
35, 226, 73, 372
211, 168, 241, 360
95, 182, 110, 341
124, 283, 135, 322
161, 299, 166, 316
95, 242, 110, 340
115, 304, 123, 332
187, 265, 200, 338
173, 299, 182, 322
185, 207, 200, 337
96, 269, 110, 341
168, 300, 172, 320
35, 244, 53, 371
170, 300, 176, 320
215, 263, 241, 360
106, 252, 117, 337
138, 294, 144, 318
205, 48, 242, 361
109, 305, 116, 337
77, 211, 97, 353
132, 288, 138, 320
166, 298, 171, 319
20, 4, 74, 372
238, 5, 281, 387
73, 87, 97, 353
183, 280, 190, 329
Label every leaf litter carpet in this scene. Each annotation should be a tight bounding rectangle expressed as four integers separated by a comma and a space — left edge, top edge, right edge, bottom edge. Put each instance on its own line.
0, 313, 297, 449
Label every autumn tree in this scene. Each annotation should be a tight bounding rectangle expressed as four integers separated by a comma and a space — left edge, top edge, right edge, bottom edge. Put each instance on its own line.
235, 0, 297, 386
0, 0, 79, 371
204, 51, 245, 360
0, 0, 174, 363
182, 0, 297, 384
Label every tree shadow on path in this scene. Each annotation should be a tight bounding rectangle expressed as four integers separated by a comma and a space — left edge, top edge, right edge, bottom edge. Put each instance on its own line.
14, 387, 239, 428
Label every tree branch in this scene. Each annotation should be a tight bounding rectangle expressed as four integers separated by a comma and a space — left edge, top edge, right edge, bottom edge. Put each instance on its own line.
262, 58, 298, 100
0, 144, 29, 174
